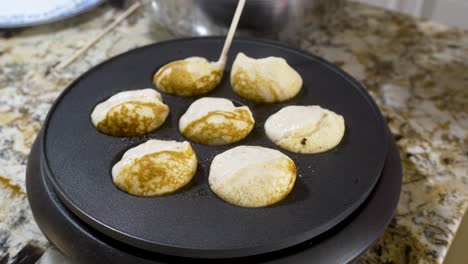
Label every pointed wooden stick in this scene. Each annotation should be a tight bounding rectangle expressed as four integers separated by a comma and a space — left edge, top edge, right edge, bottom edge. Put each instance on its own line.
56, 1, 142, 70
216, 0, 246, 67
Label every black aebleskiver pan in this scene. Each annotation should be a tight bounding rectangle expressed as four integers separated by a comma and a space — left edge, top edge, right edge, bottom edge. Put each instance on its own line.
40, 37, 389, 258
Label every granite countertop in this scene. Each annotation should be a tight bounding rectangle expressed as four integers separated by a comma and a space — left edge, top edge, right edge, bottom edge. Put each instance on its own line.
0, 1, 466, 263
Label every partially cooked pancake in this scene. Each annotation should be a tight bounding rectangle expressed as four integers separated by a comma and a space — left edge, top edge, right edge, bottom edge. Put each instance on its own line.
91, 89, 169, 137
265, 105, 345, 154
112, 139, 197, 197
153, 57, 223, 96
209, 146, 296, 208
179, 97, 255, 145
230, 53, 302, 103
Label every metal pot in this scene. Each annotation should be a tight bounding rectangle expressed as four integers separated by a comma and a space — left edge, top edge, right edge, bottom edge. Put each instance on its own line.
148, 0, 344, 45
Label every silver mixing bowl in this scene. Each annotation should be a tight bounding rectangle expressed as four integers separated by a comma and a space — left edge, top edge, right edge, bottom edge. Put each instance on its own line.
149, 0, 344, 45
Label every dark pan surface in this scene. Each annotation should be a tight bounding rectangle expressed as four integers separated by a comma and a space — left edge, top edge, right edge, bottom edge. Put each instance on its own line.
27, 128, 402, 264
42, 37, 388, 258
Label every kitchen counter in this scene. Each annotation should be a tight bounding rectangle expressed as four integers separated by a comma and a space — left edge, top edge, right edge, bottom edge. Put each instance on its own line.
0, 1, 466, 263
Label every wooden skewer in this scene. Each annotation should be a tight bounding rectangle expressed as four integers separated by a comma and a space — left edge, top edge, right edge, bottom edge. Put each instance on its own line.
216, 0, 246, 67
56, 1, 142, 70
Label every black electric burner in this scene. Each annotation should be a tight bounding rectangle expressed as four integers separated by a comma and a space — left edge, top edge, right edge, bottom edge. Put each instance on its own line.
26, 38, 401, 263
27, 128, 401, 263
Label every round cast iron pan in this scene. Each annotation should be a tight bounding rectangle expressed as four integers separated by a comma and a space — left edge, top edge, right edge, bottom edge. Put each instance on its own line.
41, 37, 388, 258
27, 128, 401, 263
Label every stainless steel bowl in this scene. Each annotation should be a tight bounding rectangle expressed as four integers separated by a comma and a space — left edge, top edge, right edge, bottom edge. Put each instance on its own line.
149, 0, 344, 45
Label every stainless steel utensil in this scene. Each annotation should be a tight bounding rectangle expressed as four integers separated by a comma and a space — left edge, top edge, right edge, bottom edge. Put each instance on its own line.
148, 0, 344, 45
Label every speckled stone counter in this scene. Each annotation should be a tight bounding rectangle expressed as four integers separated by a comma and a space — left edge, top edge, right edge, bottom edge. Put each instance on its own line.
0, 1, 466, 263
